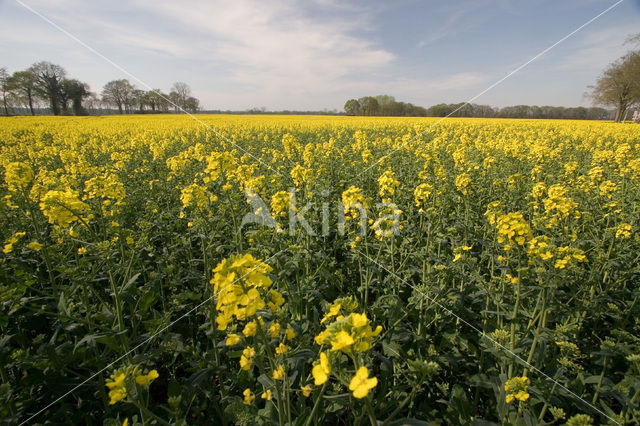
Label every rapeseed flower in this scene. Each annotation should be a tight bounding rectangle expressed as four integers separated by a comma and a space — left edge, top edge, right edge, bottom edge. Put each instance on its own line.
135, 369, 159, 386
349, 366, 378, 399
312, 352, 331, 385
272, 365, 285, 380
504, 376, 529, 403
243, 388, 255, 405
301, 385, 312, 397
40, 189, 89, 228
240, 346, 256, 371
226, 334, 242, 346
210, 254, 273, 330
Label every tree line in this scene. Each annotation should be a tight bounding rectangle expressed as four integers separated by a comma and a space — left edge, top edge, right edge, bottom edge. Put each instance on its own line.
343, 95, 613, 120
344, 95, 427, 116
0, 61, 200, 116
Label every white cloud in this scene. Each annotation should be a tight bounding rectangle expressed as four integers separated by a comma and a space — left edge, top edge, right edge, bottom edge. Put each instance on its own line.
10, 0, 395, 108
557, 24, 639, 71
138, 0, 394, 93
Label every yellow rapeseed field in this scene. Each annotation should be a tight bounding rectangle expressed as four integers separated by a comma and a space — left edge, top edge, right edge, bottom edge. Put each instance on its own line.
1, 114, 639, 424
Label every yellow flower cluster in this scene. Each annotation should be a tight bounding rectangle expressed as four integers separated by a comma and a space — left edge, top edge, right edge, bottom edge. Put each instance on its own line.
413, 182, 432, 210
243, 388, 255, 405
504, 376, 529, 403
290, 163, 312, 188
83, 173, 126, 205
27, 241, 43, 251
495, 212, 532, 250
310, 299, 382, 399
378, 169, 399, 201
530, 182, 547, 199
271, 190, 291, 218
452, 245, 472, 263
4, 161, 34, 192
342, 186, 368, 220
553, 246, 588, 269
210, 254, 277, 330
39, 189, 90, 228
105, 372, 128, 405
542, 184, 580, 227
105, 366, 159, 405
315, 307, 382, 354
281, 133, 299, 159
312, 352, 331, 385
527, 236, 588, 268
455, 172, 472, 195
204, 151, 236, 182
527, 236, 554, 261
180, 183, 210, 210
3, 231, 25, 254
240, 346, 256, 371
371, 205, 403, 241
484, 201, 504, 226
615, 223, 632, 239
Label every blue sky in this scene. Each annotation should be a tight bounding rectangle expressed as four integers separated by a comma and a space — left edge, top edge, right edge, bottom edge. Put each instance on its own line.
1, 0, 638, 110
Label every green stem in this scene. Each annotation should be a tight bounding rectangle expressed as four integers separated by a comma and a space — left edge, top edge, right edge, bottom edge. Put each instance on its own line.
538, 379, 559, 422
364, 396, 378, 426
523, 287, 547, 377
508, 280, 522, 378
108, 271, 129, 353
382, 382, 420, 425
256, 321, 284, 426
135, 401, 171, 426
304, 382, 327, 426
592, 356, 608, 405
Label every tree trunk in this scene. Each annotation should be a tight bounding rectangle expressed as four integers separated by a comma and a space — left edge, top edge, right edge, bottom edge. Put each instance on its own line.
117, 103, 123, 114
72, 97, 84, 115
2, 97, 8, 116
28, 90, 34, 116
50, 95, 60, 115
615, 104, 623, 123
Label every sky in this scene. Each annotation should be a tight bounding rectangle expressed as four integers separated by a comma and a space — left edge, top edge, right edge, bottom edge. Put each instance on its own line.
1, 0, 639, 111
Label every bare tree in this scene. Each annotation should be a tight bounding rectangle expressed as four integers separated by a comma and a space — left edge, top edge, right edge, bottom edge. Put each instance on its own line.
102, 79, 135, 114
170, 82, 191, 110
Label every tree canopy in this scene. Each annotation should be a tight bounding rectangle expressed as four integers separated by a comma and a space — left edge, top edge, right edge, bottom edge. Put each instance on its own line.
0, 62, 201, 115
589, 51, 640, 122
